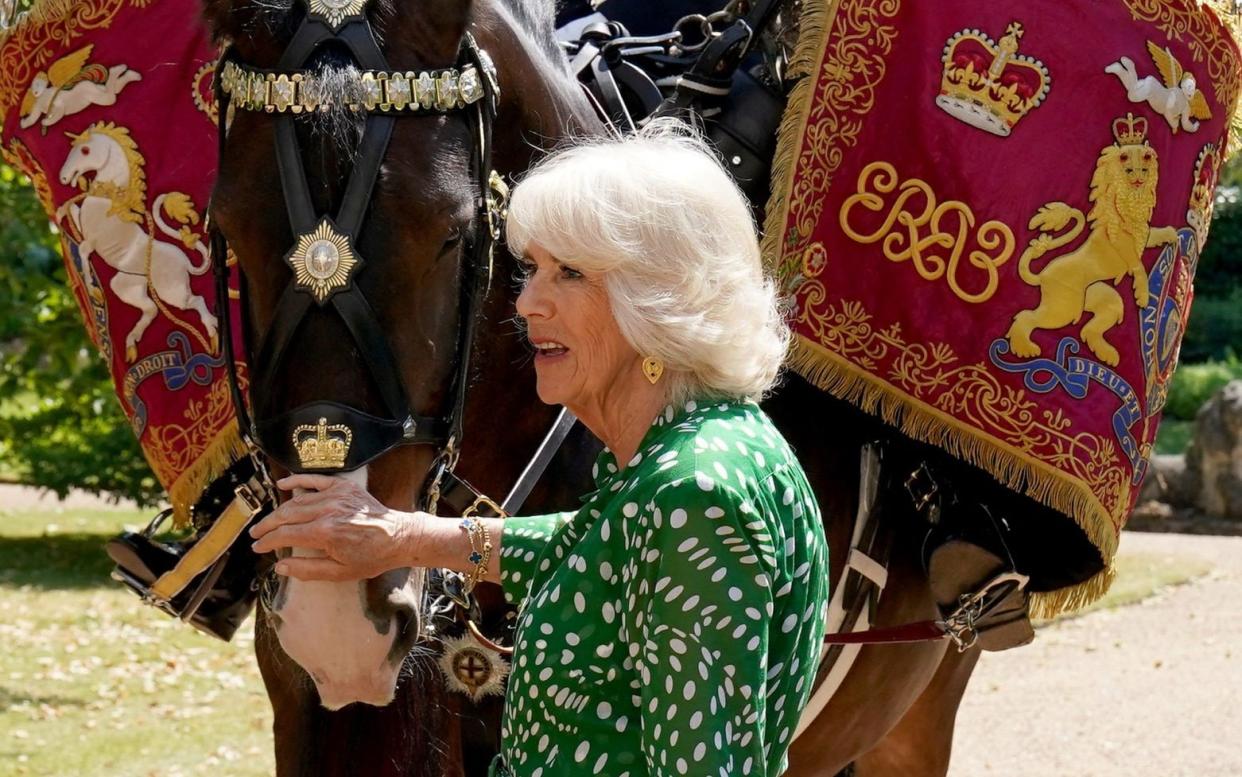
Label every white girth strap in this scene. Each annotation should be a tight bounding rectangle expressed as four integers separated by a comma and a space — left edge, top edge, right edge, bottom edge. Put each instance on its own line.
793, 446, 889, 741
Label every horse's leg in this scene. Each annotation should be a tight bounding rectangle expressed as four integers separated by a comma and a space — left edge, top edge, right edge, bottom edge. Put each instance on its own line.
111, 273, 158, 361
850, 645, 982, 777
189, 294, 220, 350
149, 246, 219, 345
783, 525, 951, 776
254, 608, 321, 777
766, 377, 953, 776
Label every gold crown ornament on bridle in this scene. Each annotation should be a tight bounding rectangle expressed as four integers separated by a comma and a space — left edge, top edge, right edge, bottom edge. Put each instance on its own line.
292, 417, 353, 469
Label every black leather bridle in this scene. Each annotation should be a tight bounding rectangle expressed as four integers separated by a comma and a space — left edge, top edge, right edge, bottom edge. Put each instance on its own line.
209, 1, 509, 511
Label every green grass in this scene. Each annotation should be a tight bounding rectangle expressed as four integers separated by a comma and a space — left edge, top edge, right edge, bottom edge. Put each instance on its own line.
0, 505, 273, 777
1038, 550, 1212, 626
1093, 552, 1212, 611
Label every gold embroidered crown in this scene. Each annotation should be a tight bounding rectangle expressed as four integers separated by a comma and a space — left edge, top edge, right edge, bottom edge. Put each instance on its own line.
1112, 112, 1149, 145
936, 22, 1051, 137
293, 417, 353, 470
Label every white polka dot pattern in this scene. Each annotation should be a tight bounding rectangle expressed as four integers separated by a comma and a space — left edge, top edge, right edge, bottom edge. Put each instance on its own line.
492, 400, 829, 776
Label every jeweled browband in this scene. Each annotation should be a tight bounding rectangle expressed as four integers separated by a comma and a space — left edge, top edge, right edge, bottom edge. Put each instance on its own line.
218, 59, 490, 114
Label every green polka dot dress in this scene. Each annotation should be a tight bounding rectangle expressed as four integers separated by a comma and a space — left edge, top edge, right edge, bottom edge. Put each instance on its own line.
490, 399, 830, 777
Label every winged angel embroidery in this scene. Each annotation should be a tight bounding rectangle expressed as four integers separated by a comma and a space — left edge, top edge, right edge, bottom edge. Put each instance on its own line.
1105, 41, 1212, 133
19, 45, 141, 132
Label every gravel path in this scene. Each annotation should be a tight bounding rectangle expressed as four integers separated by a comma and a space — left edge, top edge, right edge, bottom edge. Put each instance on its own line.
951, 531, 1242, 777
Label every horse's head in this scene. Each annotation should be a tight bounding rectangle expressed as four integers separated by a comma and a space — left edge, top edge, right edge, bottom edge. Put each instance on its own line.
59, 124, 126, 188
204, 0, 597, 709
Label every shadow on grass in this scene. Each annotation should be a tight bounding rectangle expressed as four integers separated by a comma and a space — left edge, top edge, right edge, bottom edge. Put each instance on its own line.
0, 533, 116, 589
0, 684, 87, 710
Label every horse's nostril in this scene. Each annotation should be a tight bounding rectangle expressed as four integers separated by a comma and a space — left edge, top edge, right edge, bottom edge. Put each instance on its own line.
392, 600, 419, 640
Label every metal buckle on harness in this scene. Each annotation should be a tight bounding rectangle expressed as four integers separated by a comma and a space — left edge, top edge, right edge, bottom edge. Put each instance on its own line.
234, 480, 268, 517
937, 571, 1030, 652
904, 461, 940, 520
423, 437, 460, 512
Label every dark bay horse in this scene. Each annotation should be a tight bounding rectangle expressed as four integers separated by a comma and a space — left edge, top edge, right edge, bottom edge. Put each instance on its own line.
204, 0, 1099, 774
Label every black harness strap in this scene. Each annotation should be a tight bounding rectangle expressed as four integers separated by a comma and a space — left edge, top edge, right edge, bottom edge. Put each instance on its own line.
212, 5, 497, 479
209, 0, 575, 520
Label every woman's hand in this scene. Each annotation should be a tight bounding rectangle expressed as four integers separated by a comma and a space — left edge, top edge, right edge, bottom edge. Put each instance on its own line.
249, 474, 422, 581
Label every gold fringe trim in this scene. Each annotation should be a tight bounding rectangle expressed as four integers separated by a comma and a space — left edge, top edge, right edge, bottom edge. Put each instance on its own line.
759, 0, 835, 281
1200, 0, 1242, 159
1031, 563, 1117, 621
166, 419, 247, 527
787, 337, 1122, 618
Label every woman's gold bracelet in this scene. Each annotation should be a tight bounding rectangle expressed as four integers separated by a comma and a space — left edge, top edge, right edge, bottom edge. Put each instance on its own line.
458, 516, 493, 593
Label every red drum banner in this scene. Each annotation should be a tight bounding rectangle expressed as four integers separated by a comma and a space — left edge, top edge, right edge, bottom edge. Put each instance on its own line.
0, 0, 246, 522
764, 0, 1241, 613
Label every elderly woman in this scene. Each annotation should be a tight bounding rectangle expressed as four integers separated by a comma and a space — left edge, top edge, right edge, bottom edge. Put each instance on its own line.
250, 123, 829, 777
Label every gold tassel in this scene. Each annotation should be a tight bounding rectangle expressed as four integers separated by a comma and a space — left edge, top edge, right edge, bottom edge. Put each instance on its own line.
167, 420, 249, 527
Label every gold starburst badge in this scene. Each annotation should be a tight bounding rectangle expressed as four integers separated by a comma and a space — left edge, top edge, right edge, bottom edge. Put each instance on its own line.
307, 0, 368, 30
286, 219, 361, 304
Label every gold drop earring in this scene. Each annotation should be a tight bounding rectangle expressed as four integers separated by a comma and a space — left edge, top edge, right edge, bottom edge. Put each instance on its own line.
642, 356, 664, 385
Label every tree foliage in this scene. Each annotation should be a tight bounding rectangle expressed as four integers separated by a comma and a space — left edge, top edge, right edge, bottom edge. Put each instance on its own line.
0, 163, 161, 505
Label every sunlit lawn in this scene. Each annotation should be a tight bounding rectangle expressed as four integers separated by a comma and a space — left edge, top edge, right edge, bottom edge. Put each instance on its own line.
0, 504, 1218, 776
0, 506, 273, 777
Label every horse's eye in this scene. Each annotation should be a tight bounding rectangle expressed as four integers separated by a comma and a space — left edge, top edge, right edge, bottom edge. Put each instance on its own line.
439, 230, 463, 255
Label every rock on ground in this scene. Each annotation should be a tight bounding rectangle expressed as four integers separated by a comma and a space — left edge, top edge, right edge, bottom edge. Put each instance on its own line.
950, 532, 1242, 777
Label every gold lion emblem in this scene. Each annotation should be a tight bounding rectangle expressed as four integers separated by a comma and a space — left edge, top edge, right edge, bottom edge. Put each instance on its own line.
1005, 113, 1179, 367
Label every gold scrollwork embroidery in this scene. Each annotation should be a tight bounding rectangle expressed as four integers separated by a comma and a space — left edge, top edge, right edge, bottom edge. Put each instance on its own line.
766, 0, 904, 288
0, 0, 133, 116
838, 160, 1015, 304
146, 376, 239, 487
796, 288, 1130, 524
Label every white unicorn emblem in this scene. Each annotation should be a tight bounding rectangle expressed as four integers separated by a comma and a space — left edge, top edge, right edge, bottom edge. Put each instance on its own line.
56, 122, 218, 362
19, 45, 141, 132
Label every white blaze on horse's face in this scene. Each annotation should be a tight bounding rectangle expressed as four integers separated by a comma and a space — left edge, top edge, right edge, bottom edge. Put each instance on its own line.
269, 468, 424, 710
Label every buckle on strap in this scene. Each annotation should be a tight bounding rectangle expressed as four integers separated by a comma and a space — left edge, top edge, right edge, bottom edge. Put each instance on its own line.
904, 461, 940, 518
937, 570, 1030, 652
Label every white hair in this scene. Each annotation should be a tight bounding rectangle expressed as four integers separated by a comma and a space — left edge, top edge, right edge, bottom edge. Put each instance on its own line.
505, 119, 791, 405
